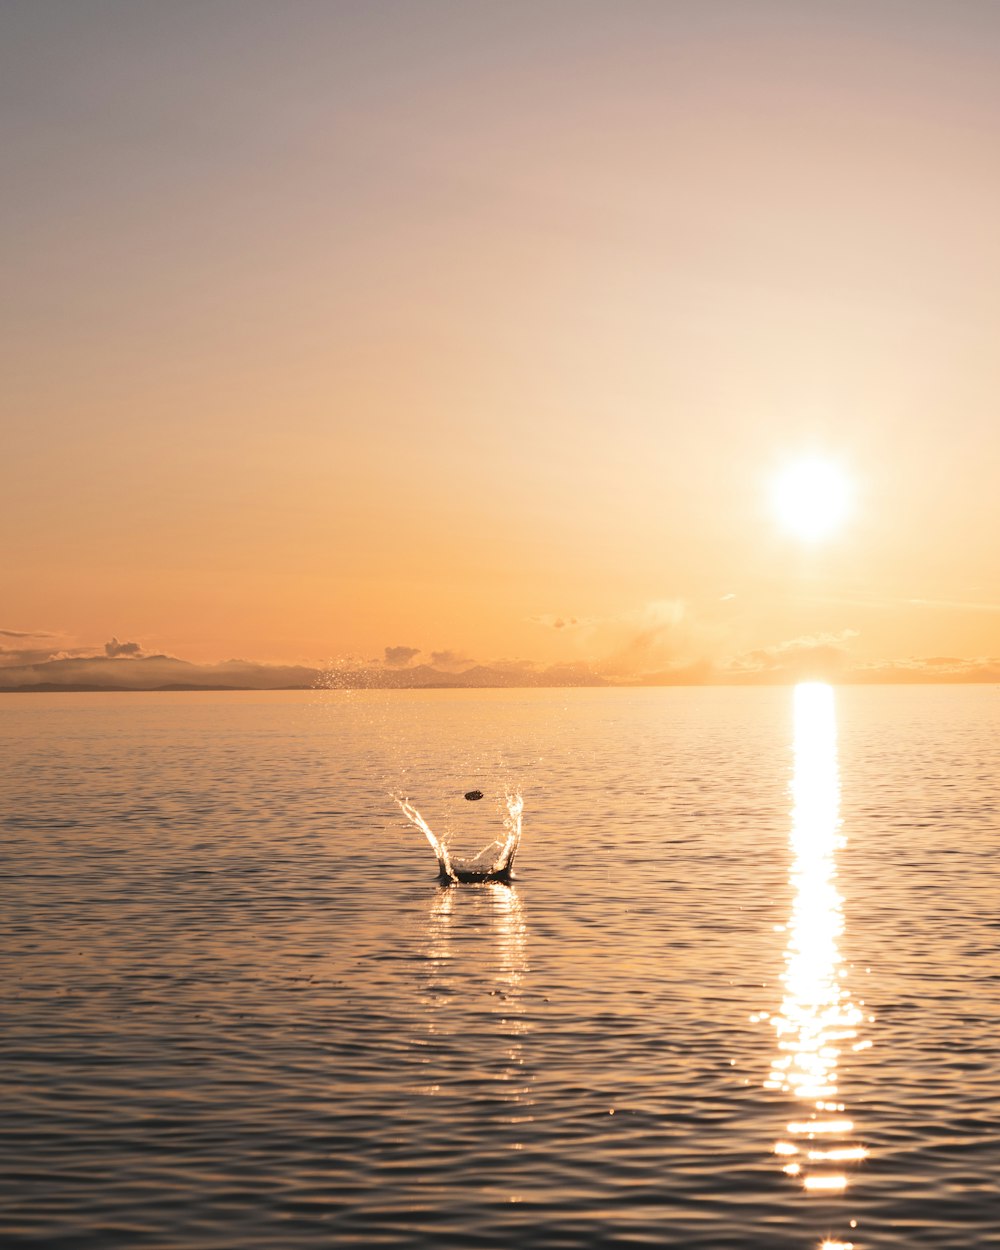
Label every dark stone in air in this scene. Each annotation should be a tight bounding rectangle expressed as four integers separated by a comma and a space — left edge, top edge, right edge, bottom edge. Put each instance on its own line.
464, 790, 484, 801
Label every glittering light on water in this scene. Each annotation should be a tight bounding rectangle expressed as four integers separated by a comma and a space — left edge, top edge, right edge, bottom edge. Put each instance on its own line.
807, 1146, 868, 1162
767, 683, 868, 1195
804, 1173, 848, 1192
787, 1119, 854, 1136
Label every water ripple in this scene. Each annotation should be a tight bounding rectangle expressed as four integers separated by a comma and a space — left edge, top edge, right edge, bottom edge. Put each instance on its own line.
1, 688, 999, 1247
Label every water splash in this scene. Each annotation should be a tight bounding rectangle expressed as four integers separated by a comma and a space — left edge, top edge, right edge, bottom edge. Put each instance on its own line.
395, 791, 523, 884
394, 796, 457, 882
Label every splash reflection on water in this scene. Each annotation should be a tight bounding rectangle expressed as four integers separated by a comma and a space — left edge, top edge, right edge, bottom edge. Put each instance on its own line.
426, 883, 528, 998
767, 682, 868, 1211
4, 687, 1000, 1249
421, 883, 532, 1202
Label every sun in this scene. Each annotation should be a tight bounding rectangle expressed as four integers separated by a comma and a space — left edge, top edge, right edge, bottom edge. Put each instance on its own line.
772, 458, 852, 542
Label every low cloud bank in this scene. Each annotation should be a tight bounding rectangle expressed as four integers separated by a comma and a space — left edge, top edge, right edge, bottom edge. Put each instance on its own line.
849, 655, 1000, 683
0, 629, 77, 669
316, 656, 607, 691
105, 637, 143, 658
1, 627, 997, 691
384, 645, 420, 668
724, 629, 860, 682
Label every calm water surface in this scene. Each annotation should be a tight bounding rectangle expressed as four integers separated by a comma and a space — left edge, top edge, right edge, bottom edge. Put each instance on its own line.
2, 686, 999, 1248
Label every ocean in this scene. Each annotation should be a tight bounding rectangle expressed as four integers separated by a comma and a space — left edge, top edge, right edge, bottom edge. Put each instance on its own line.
2, 685, 999, 1249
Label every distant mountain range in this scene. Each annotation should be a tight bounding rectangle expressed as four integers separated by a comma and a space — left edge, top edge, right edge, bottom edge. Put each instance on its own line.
4, 652, 997, 691
0, 655, 609, 692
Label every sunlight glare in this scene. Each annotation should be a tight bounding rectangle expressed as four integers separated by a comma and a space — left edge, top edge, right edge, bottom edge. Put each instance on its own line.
773, 459, 852, 542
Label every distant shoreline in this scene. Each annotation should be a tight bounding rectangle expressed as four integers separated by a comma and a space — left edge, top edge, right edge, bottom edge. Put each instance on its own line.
2, 679, 997, 693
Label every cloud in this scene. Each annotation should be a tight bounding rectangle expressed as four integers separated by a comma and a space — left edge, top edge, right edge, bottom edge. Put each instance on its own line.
849, 655, 1000, 683
596, 599, 689, 677
726, 629, 860, 679
488, 657, 542, 674
529, 598, 696, 679
2, 639, 998, 692
429, 649, 471, 671
384, 645, 420, 668
0, 628, 77, 668
105, 637, 143, 658
532, 615, 580, 630
4, 620, 997, 693
0, 647, 72, 668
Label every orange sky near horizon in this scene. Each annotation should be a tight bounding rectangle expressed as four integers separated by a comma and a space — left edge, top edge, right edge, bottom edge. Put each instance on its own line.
3, 1, 1000, 682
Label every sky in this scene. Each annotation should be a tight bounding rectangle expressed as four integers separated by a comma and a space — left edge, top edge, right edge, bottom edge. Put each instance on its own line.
3, 0, 1000, 685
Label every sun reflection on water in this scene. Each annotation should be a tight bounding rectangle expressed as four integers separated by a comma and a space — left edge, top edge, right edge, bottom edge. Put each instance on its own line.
768, 682, 867, 1201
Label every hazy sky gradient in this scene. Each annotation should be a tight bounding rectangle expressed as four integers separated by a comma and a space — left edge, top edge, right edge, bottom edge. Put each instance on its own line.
4, 1, 999, 679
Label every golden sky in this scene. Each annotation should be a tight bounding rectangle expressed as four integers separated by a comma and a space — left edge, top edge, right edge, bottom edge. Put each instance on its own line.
3, 1, 1000, 683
